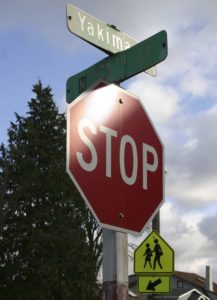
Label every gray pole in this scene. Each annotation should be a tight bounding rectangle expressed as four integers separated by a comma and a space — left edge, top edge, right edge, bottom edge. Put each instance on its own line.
152, 167, 167, 233
102, 229, 128, 300
152, 210, 160, 233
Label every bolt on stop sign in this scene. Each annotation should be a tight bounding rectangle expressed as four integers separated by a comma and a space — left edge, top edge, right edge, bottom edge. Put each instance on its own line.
67, 82, 164, 234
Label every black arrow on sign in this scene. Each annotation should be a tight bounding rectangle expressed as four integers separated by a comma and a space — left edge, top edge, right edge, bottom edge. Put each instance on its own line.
147, 278, 162, 291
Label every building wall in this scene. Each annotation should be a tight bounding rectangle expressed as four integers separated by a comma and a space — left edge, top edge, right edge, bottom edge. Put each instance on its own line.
171, 276, 203, 296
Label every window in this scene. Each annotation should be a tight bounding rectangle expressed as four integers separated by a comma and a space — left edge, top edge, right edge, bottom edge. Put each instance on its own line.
177, 280, 183, 288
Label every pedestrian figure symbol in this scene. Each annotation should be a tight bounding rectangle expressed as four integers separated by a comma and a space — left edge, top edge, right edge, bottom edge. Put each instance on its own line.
153, 238, 163, 270
143, 243, 152, 268
143, 238, 163, 270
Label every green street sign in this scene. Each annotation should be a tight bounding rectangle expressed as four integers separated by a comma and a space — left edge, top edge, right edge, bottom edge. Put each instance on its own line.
138, 275, 171, 294
66, 30, 167, 103
134, 230, 174, 274
66, 3, 156, 77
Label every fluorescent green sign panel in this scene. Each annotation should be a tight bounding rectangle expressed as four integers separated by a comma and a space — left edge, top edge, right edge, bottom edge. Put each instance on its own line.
66, 30, 167, 103
134, 230, 174, 274
138, 276, 171, 294
66, 3, 156, 76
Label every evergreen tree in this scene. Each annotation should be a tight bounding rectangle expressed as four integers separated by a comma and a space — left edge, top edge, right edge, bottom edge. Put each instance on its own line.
0, 81, 102, 300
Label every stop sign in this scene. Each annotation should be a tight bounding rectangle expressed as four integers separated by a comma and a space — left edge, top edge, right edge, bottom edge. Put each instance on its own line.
67, 82, 164, 234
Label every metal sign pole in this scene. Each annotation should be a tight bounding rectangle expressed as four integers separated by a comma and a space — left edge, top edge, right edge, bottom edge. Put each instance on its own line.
103, 229, 128, 300
152, 211, 160, 233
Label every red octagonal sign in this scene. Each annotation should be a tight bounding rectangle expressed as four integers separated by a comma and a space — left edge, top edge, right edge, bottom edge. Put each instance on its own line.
67, 82, 164, 234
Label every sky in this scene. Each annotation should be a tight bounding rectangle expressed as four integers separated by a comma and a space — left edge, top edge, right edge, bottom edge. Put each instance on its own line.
1, 0, 217, 283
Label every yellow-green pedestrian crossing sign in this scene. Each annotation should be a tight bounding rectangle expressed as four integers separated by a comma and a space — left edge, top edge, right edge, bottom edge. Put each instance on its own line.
134, 231, 174, 294
134, 230, 174, 274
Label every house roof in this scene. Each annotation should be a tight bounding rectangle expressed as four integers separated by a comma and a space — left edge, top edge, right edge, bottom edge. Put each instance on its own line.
178, 288, 210, 300
174, 271, 217, 294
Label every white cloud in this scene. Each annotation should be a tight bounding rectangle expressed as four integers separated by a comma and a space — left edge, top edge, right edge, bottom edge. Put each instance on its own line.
168, 178, 217, 206
164, 103, 217, 207
161, 202, 216, 280
128, 79, 181, 124
180, 72, 209, 98
200, 213, 217, 245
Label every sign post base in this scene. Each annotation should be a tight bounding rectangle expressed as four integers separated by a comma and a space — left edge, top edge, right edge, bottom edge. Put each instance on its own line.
102, 229, 128, 300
